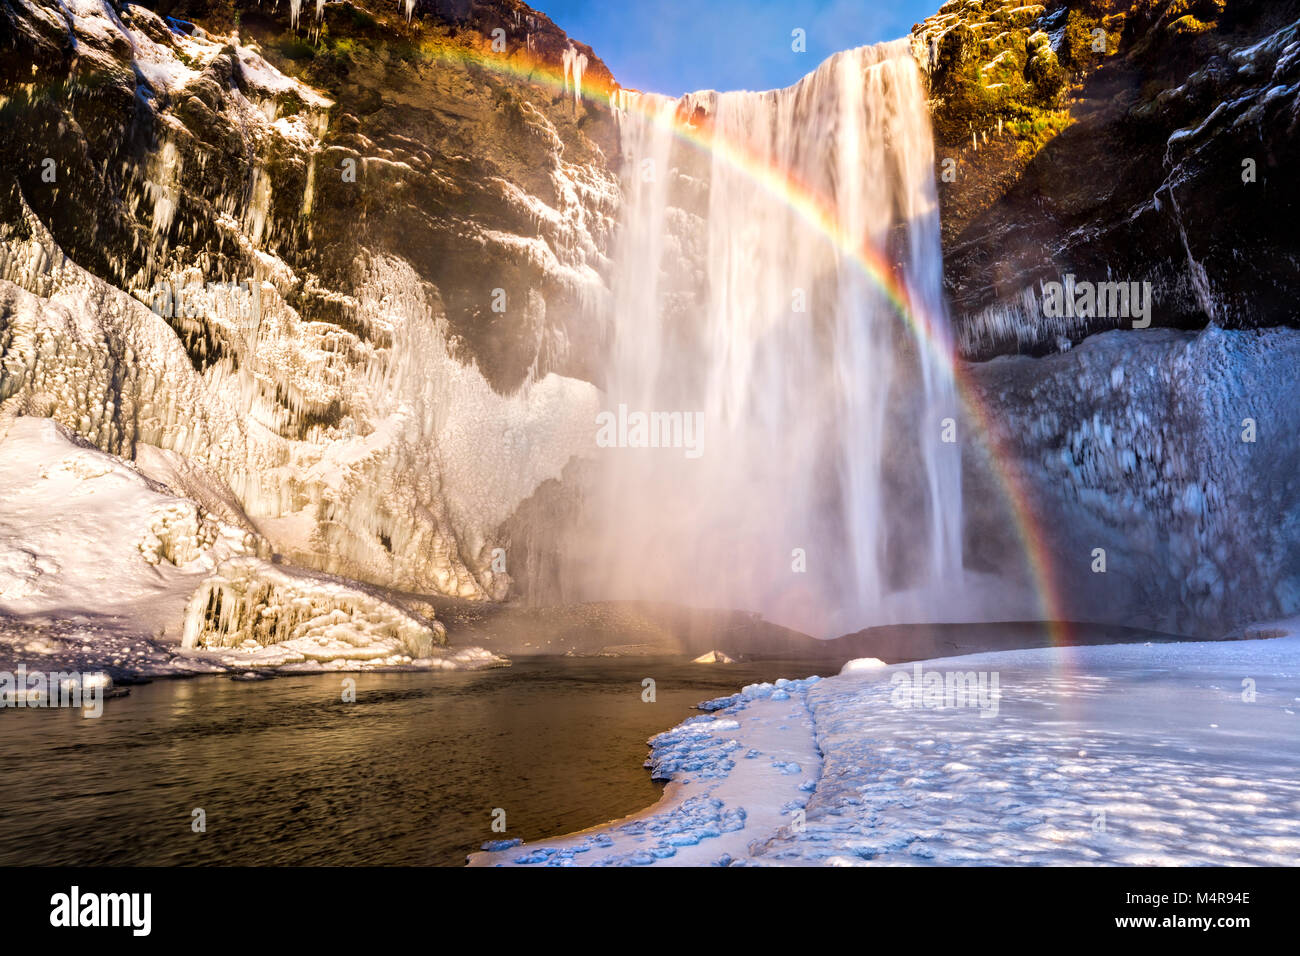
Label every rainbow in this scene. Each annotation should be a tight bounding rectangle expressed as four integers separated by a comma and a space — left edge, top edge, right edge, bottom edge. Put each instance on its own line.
396, 29, 1073, 643
7, 9, 1073, 642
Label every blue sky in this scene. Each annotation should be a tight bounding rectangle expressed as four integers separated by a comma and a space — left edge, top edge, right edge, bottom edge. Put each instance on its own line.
539, 0, 938, 96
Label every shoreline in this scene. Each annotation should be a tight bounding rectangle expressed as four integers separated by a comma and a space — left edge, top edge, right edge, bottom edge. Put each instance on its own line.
470, 623, 1300, 867
0, 602, 1220, 685
468, 674, 827, 867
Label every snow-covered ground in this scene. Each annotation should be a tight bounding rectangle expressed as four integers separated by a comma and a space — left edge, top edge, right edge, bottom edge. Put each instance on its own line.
471, 629, 1300, 865
0, 415, 504, 676
468, 676, 824, 866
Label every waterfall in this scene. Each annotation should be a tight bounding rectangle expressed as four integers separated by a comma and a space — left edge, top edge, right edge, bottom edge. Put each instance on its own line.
579, 41, 963, 638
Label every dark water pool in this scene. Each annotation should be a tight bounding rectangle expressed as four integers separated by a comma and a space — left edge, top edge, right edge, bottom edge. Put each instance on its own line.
0, 658, 823, 865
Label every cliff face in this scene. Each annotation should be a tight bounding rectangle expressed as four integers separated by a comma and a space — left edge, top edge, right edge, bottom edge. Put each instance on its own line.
0, 0, 618, 603
4, 0, 1298, 646
913, 0, 1300, 636
914, 0, 1300, 358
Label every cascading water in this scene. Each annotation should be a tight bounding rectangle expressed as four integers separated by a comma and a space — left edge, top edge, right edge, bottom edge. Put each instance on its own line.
576, 41, 963, 638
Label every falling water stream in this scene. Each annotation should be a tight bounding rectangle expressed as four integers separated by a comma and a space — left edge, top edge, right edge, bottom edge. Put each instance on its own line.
578, 42, 963, 638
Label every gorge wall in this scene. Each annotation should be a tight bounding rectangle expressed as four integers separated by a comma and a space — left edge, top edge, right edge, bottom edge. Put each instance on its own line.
913, 0, 1300, 355
0, 0, 618, 613
913, 0, 1300, 636
2, 0, 1299, 646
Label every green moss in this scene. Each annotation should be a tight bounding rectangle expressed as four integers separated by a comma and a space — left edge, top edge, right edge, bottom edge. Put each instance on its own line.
1061, 10, 1103, 69
1167, 15, 1214, 36
278, 89, 305, 117
1006, 107, 1071, 160
324, 35, 360, 59
346, 3, 377, 30
279, 37, 316, 61
1025, 47, 1066, 104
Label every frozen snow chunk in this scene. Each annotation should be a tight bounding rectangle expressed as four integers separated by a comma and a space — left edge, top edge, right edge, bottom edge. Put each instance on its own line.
692, 649, 737, 663
697, 692, 745, 712
704, 718, 741, 732
840, 657, 889, 674
181, 557, 444, 662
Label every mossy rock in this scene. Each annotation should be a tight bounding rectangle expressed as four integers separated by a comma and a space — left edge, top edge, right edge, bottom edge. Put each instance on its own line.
1167, 15, 1214, 36
1025, 47, 1067, 103
934, 22, 981, 91
997, 4, 1046, 28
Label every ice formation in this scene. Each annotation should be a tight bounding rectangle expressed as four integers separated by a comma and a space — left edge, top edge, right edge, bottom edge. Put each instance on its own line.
562, 44, 588, 106
0, 1, 609, 614
181, 557, 442, 660
970, 325, 1300, 635
0, 415, 484, 673
691, 650, 737, 664
0, 415, 259, 628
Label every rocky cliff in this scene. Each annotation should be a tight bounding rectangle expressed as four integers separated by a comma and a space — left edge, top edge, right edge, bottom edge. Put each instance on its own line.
914, 0, 1300, 357
3, 0, 1299, 653
0, 0, 619, 618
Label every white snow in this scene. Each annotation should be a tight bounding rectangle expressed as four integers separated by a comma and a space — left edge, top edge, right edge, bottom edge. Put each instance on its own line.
840, 657, 887, 673
692, 650, 737, 664
469, 677, 823, 866
0, 415, 257, 627
0, 416, 501, 676
473, 632, 1300, 865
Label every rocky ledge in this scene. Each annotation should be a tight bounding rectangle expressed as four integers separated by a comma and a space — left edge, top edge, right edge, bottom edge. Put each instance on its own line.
913, 0, 1300, 357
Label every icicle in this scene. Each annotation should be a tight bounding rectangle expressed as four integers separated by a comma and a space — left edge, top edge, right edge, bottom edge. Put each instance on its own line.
562, 44, 587, 107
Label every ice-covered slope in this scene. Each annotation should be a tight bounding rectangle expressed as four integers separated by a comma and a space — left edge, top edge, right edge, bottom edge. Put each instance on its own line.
474, 628, 1300, 866
1, 198, 598, 602
0, 415, 258, 629
965, 325, 1300, 636
0, 0, 610, 604
0, 414, 504, 674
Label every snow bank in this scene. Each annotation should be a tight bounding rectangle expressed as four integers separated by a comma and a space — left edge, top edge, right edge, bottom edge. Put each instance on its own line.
751, 634, 1300, 865
469, 677, 823, 866
0, 415, 259, 625
476, 633, 1300, 866
0, 414, 488, 675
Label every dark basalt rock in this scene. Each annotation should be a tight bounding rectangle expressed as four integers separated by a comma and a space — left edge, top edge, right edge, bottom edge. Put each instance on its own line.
915, 0, 1300, 358
0, 0, 619, 394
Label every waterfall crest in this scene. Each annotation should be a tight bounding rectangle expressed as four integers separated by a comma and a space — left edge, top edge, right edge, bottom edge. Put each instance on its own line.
580, 41, 963, 637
